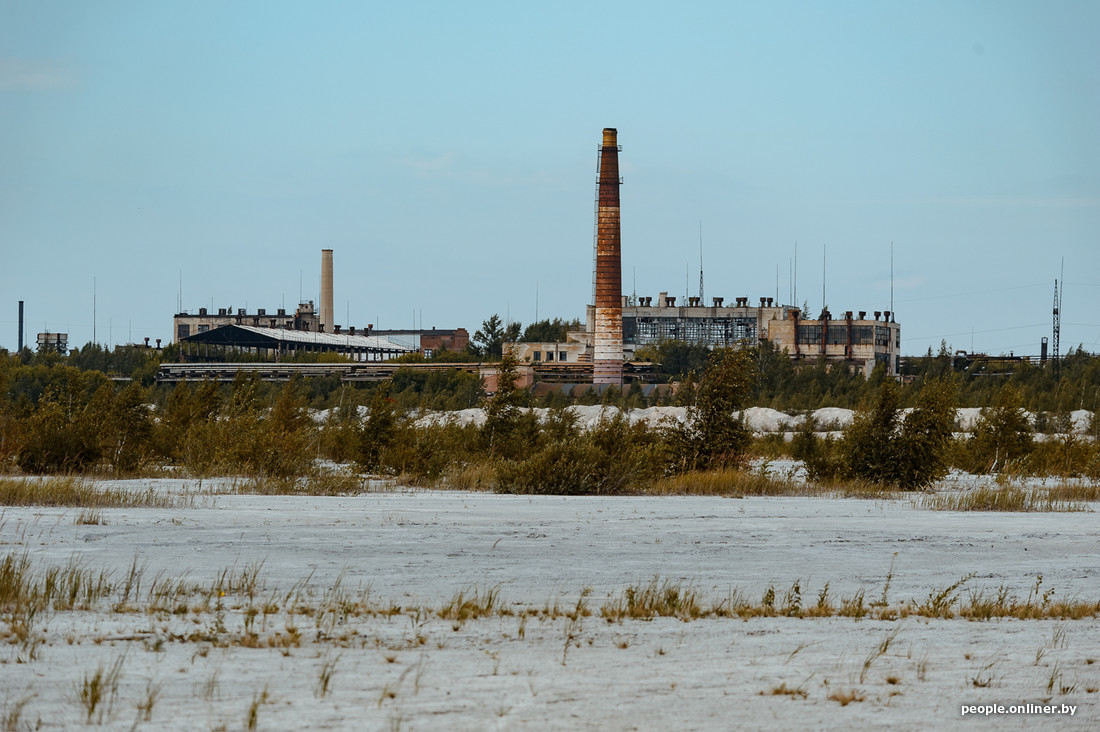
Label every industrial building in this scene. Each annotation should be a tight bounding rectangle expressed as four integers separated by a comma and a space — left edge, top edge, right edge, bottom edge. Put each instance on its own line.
36, 332, 68, 355
368, 328, 471, 357
173, 249, 437, 362
558, 128, 903, 381
595, 295, 901, 376
176, 323, 413, 361
173, 301, 323, 343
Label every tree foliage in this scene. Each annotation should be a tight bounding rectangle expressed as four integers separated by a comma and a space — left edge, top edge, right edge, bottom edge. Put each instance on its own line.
471, 314, 505, 359
841, 378, 957, 490
521, 318, 582, 343
669, 348, 754, 472
964, 386, 1034, 473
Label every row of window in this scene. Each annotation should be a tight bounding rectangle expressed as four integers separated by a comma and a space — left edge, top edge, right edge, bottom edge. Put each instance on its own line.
532, 351, 568, 362
626, 317, 759, 346
796, 324, 897, 347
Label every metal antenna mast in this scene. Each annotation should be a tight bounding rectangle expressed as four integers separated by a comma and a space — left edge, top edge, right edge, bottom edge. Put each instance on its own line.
1053, 258, 1064, 378
698, 222, 704, 302
793, 241, 798, 309
890, 241, 894, 315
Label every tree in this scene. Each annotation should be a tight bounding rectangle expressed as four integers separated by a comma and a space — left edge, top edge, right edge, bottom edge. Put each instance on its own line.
504, 321, 522, 344
472, 314, 505, 359
521, 318, 581, 343
967, 385, 1033, 473
103, 382, 152, 473
842, 378, 956, 489
356, 381, 402, 473
481, 347, 535, 459
633, 340, 711, 378
893, 379, 957, 489
669, 347, 754, 471
842, 378, 902, 485
15, 384, 102, 473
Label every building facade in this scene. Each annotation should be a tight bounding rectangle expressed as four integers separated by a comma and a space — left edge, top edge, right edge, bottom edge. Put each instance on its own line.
582, 293, 900, 376
173, 302, 323, 344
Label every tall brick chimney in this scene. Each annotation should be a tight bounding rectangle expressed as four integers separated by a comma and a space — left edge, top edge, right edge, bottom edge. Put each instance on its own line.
593, 128, 623, 386
320, 248, 334, 334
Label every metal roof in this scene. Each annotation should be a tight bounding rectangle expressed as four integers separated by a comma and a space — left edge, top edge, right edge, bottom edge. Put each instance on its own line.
182, 324, 414, 352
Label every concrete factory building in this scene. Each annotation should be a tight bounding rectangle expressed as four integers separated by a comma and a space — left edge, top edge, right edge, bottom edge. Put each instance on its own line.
177, 323, 414, 362
592, 296, 901, 377
173, 301, 324, 344
173, 248, 429, 362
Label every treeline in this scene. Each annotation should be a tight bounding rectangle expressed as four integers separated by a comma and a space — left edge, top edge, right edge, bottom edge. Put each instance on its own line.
0, 349, 764, 489
9, 330, 1098, 416
641, 340, 1100, 415
2, 343, 1097, 487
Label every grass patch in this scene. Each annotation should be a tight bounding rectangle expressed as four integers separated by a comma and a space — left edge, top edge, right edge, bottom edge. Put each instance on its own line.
602, 577, 702, 621
230, 472, 367, 496
827, 688, 865, 705
647, 469, 900, 499
919, 485, 1087, 512
76, 655, 124, 724
438, 586, 502, 622
1046, 482, 1100, 502
2, 553, 1098, 656
0, 477, 181, 508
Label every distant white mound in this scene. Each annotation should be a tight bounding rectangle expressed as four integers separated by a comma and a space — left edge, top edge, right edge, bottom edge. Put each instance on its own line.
627, 406, 688, 428
738, 407, 794, 432
811, 407, 855, 429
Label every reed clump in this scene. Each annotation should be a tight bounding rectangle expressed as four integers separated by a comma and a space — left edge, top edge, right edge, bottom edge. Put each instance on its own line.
0, 476, 178, 508
919, 486, 1086, 512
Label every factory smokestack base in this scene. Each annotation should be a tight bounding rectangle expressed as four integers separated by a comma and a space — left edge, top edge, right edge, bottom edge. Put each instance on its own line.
593, 128, 623, 385
320, 249, 334, 334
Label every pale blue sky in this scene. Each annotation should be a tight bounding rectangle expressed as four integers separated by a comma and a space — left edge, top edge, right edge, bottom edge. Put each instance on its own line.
2, 0, 1098, 356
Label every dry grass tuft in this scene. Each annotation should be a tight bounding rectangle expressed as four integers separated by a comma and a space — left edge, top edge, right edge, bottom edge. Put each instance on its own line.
232, 472, 365, 496
764, 682, 808, 699
647, 469, 900, 499
437, 586, 502, 622
919, 486, 1086, 512
601, 577, 702, 621
0, 477, 179, 508
827, 688, 865, 706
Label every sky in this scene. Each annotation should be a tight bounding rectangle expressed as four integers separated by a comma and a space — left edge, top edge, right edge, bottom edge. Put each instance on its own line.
1, 0, 1098, 357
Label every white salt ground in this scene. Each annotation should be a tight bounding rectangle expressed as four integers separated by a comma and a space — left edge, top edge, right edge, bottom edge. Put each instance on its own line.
2, 477, 1098, 730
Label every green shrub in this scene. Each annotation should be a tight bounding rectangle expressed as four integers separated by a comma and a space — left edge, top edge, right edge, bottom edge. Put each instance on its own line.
964, 386, 1033, 473
792, 416, 843, 482
15, 385, 103, 473
494, 413, 663, 495
667, 348, 754, 472
842, 378, 956, 490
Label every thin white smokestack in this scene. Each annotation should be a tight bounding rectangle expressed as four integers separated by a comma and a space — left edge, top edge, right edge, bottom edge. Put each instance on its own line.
321, 249, 334, 333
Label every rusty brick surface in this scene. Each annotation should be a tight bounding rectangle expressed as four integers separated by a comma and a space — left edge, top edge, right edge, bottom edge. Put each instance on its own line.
593, 128, 623, 385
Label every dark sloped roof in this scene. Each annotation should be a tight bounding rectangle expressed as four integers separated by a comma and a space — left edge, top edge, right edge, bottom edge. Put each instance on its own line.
182, 324, 414, 352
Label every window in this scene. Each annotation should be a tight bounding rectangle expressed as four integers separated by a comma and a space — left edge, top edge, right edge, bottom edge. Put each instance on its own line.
177, 324, 190, 339
559, 352, 567, 362
533, 351, 541, 361
853, 325, 873, 345
797, 325, 822, 344
546, 351, 554, 361
423, 349, 434, 358
826, 325, 849, 345
197, 324, 209, 334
